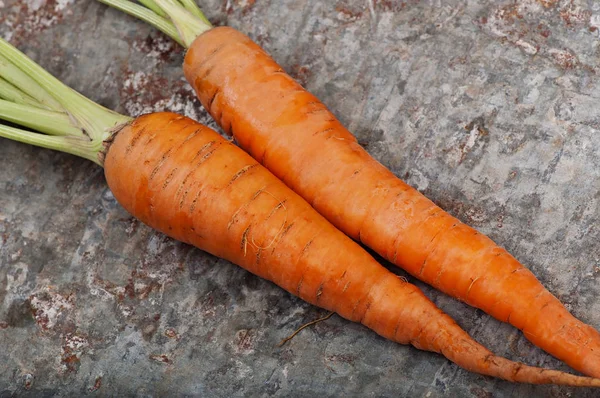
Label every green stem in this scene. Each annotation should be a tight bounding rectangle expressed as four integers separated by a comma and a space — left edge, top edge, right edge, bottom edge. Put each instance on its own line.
178, 0, 211, 26
0, 124, 102, 165
96, 0, 212, 47
138, 0, 168, 17
153, 0, 212, 47
0, 38, 132, 142
0, 53, 64, 111
0, 38, 134, 165
0, 77, 46, 109
0, 99, 83, 137
96, 0, 184, 46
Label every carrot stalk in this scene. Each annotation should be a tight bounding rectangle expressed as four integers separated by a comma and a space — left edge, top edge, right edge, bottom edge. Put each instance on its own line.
97, 0, 184, 46
177, 0, 210, 24
96, 1, 600, 378
0, 77, 46, 109
0, 39, 130, 142
0, 53, 62, 111
0, 123, 99, 163
3, 32, 600, 388
151, 0, 211, 46
137, 0, 168, 17
96, 0, 209, 46
0, 99, 82, 137
0, 37, 132, 164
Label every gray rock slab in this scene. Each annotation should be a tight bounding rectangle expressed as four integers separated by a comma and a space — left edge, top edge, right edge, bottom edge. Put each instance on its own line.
0, 0, 599, 396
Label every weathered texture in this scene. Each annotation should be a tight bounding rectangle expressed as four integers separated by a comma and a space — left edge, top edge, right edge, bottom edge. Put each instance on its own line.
0, 0, 599, 396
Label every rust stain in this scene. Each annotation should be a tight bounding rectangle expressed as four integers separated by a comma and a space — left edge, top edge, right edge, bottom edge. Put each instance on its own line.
119, 66, 202, 121
165, 328, 179, 339
497, 213, 505, 229
470, 386, 493, 398
549, 48, 579, 69
464, 119, 489, 136
124, 277, 136, 299
149, 354, 171, 364
536, 0, 558, 8
494, 3, 523, 23
335, 4, 364, 20
225, 0, 257, 16
61, 354, 80, 373
133, 33, 183, 64
373, 0, 407, 12
0, 0, 76, 45
89, 376, 102, 392
235, 329, 256, 353
464, 207, 487, 226
98, 268, 164, 302
201, 294, 218, 318
482, 2, 596, 72
60, 333, 89, 374
118, 217, 140, 237
29, 290, 74, 332
23, 374, 33, 390
559, 6, 591, 28
324, 353, 356, 364
289, 65, 311, 87
448, 55, 468, 69
447, 117, 490, 165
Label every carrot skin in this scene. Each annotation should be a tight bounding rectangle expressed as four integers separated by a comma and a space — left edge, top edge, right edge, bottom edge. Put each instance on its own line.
99, 112, 600, 387
183, 27, 600, 377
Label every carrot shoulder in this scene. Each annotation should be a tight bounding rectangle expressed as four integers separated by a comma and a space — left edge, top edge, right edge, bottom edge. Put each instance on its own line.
181, 27, 600, 377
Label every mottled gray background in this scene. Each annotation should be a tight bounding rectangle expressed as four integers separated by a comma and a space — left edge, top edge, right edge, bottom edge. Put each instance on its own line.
1, 0, 599, 396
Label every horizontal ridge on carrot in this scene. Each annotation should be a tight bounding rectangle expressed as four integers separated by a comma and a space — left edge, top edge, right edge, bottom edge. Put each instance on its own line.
3, 34, 598, 387
96, 0, 600, 377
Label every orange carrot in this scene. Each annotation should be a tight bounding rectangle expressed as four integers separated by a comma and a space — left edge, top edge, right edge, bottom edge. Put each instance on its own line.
182, 26, 600, 378
2, 36, 600, 386
102, 112, 597, 386
93, 1, 600, 377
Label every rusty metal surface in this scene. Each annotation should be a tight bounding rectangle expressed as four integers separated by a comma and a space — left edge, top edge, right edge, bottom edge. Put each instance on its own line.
1, 0, 599, 396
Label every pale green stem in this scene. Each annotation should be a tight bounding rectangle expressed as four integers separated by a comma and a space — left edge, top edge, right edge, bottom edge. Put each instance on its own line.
178, 0, 211, 26
0, 124, 102, 165
97, 0, 184, 46
138, 0, 168, 17
0, 53, 64, 112
151, 0, 212, 47
0, 77, 47, 109
0, 38, 134, 165
0, 99, 83, 137
0, 38, 132, 142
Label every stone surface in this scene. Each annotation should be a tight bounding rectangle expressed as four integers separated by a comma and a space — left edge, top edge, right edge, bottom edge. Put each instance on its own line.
1, 0, 599, 396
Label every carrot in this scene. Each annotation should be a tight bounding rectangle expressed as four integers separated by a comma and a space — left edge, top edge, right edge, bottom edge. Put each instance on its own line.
96, 0, 600, 377
1, 35, 600, 388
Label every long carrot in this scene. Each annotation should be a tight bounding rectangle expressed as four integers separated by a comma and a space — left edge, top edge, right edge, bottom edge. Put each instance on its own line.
96, 0, 600, 377
1, 35, 600, 388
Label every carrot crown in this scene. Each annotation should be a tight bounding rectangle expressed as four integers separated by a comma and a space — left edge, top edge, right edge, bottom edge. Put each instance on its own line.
0, 39, 132, 165
97, 0, 212, 48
